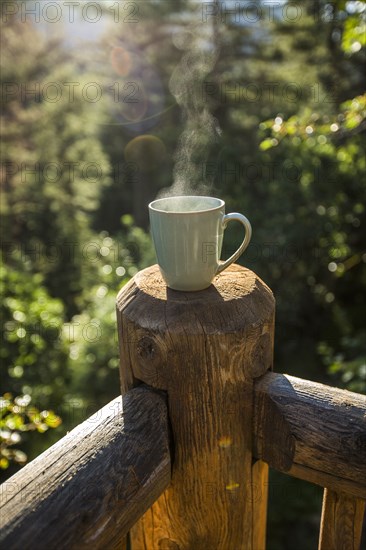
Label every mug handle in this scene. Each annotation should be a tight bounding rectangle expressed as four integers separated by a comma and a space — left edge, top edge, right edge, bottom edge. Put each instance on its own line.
216, 213, 252, 274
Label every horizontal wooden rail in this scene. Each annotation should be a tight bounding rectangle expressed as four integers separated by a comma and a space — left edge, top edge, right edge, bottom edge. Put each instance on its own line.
1, 366, 364, 548
253, 372, 366, 499
0, 385, 171, 550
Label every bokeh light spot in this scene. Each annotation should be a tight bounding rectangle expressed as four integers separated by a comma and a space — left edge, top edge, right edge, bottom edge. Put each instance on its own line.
100, 246, 110, 257
110, 47, 132, 77
124, 135, 166, 172
96, 285, 108, 298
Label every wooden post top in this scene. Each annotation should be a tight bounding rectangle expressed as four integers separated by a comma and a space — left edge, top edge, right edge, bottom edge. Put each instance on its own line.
117, 263, 275, 336
116, 263, 275, 549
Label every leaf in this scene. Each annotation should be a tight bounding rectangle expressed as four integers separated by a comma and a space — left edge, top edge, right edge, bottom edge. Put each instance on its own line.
0, 457, 9, 469
260, 138, 275, 151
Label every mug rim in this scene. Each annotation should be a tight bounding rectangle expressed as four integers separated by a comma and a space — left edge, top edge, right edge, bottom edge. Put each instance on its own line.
149, 195, 225, 214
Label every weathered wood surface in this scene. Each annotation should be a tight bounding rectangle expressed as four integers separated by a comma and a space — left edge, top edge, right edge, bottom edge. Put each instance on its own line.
318, 489, 365, 550
252, 459, 269, 550
253, 372, 366, 499
117, 263, 275, 549
0, 386, 171, 550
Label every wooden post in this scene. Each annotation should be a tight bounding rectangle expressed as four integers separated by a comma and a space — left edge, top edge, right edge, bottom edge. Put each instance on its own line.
116, 264, 275, 549
318, 489, 365, 550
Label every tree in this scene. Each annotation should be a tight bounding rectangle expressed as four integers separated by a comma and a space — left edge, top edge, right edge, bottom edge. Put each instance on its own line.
0, 7, 112, 476
1, 10, 111, 317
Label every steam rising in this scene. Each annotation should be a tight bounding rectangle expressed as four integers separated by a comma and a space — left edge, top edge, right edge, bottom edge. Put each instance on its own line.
158, 16, 221, 199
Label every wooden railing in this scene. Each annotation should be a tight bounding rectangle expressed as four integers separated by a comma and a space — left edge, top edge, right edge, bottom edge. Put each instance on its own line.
0, 386, 171, 549
254, 372, 366, 549
1, 265, 365, 549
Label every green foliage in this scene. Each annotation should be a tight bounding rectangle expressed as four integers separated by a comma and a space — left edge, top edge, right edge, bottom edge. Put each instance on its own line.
257, 95, 366, 387
0, 258, 70, 409
319, 336, 366, 393
1, 17, 111, 317
260, 94, 366, 146
0, 393, 61, 470
65, 226, 154, 410
341, 7, 366, 54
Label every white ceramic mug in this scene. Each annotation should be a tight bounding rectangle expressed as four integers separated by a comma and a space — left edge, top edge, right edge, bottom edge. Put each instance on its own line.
149, 196, 252, 291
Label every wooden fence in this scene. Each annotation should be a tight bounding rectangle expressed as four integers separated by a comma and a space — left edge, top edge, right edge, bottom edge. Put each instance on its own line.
1, 265, 365, 549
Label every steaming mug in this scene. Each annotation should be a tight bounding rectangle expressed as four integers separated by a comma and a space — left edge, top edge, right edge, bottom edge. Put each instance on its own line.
148, 196, 252, 291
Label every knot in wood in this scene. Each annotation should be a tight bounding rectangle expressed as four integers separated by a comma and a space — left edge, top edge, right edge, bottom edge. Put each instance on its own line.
250, 331, 273, 378
134, 335, 163, 386
137, 336, 156, 360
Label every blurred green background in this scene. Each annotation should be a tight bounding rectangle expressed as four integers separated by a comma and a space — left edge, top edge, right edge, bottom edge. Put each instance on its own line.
1, 1, 365, 548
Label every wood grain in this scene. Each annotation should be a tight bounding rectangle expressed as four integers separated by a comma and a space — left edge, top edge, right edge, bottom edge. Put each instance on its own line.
117, 264, 275, 549
0, 386, 171, 550
253, 372, 366, 499
318, 489, 365, 550
252, 460, 269, 550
